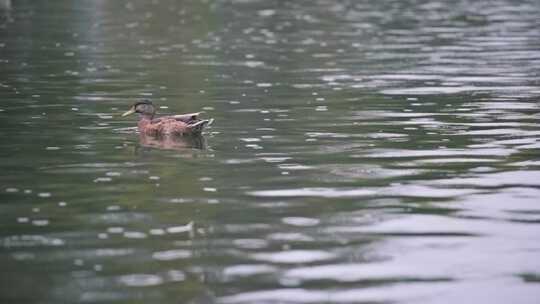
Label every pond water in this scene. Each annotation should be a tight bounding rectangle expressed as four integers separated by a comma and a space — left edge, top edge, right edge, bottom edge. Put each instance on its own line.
1, 0, 540, 303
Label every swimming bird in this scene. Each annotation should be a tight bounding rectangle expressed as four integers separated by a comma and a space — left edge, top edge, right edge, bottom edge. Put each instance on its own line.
122, 100, 211, 136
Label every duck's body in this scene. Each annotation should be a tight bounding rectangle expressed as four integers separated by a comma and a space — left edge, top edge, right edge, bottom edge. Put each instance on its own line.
122, 100, 210, 136
137, 112, 207, 136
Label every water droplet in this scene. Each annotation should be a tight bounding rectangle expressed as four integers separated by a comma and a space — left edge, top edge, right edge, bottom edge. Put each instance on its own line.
166, 222, 193, 234
149, 229, 165, 235
17, 217, 29, 223
123, 231, 147, 239
258, 9, 276, 17
119, 274, 163, 287
32, 219, 49, 226
94, 177, 112, 183
38, 192, 51, 198
74, 259, 84, 266
152, 249, 191, 261
282, 217, 320, 226
107, 227, 124, 234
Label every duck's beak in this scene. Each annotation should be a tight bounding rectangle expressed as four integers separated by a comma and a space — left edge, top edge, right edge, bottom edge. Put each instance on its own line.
122, 107, 135, 117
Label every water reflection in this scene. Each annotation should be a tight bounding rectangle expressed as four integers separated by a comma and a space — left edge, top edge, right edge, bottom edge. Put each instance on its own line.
138, 133, 207, 151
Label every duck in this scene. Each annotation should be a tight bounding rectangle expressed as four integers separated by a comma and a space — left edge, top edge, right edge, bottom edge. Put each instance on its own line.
122, 100, 211, 136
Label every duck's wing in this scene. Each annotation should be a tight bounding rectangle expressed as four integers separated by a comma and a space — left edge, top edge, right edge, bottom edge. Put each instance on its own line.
172, 112, 202, 123
151, 112, 201, 124
151, 117, 163, 124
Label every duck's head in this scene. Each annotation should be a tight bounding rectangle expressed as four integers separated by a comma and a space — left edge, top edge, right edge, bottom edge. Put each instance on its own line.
122, 100, 156, 118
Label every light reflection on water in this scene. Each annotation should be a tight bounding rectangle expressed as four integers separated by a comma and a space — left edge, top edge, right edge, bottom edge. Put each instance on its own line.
1, 0, 540, 303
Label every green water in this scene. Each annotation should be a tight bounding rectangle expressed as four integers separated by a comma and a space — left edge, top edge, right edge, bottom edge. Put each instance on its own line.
1, 0, 540, 303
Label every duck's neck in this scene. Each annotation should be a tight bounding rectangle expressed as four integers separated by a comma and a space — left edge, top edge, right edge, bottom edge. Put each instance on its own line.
139, 112, 155, 120
137, 113, 154, 130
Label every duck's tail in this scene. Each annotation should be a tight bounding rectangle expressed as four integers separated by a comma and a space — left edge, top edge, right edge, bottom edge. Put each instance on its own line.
188, 119, 213, 134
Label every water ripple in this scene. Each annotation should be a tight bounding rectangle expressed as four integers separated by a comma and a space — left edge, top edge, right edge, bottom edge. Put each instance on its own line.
251, 250, 336, 264
118, 274, 163, 287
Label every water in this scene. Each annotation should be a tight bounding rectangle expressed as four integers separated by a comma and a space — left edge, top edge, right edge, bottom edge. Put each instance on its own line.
1, 0, 540, 303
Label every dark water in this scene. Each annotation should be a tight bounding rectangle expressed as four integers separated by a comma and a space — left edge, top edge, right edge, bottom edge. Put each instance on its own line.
1, 0, 540, 303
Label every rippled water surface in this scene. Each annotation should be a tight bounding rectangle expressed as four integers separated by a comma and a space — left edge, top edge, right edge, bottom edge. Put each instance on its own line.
1, 0, 540, 303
